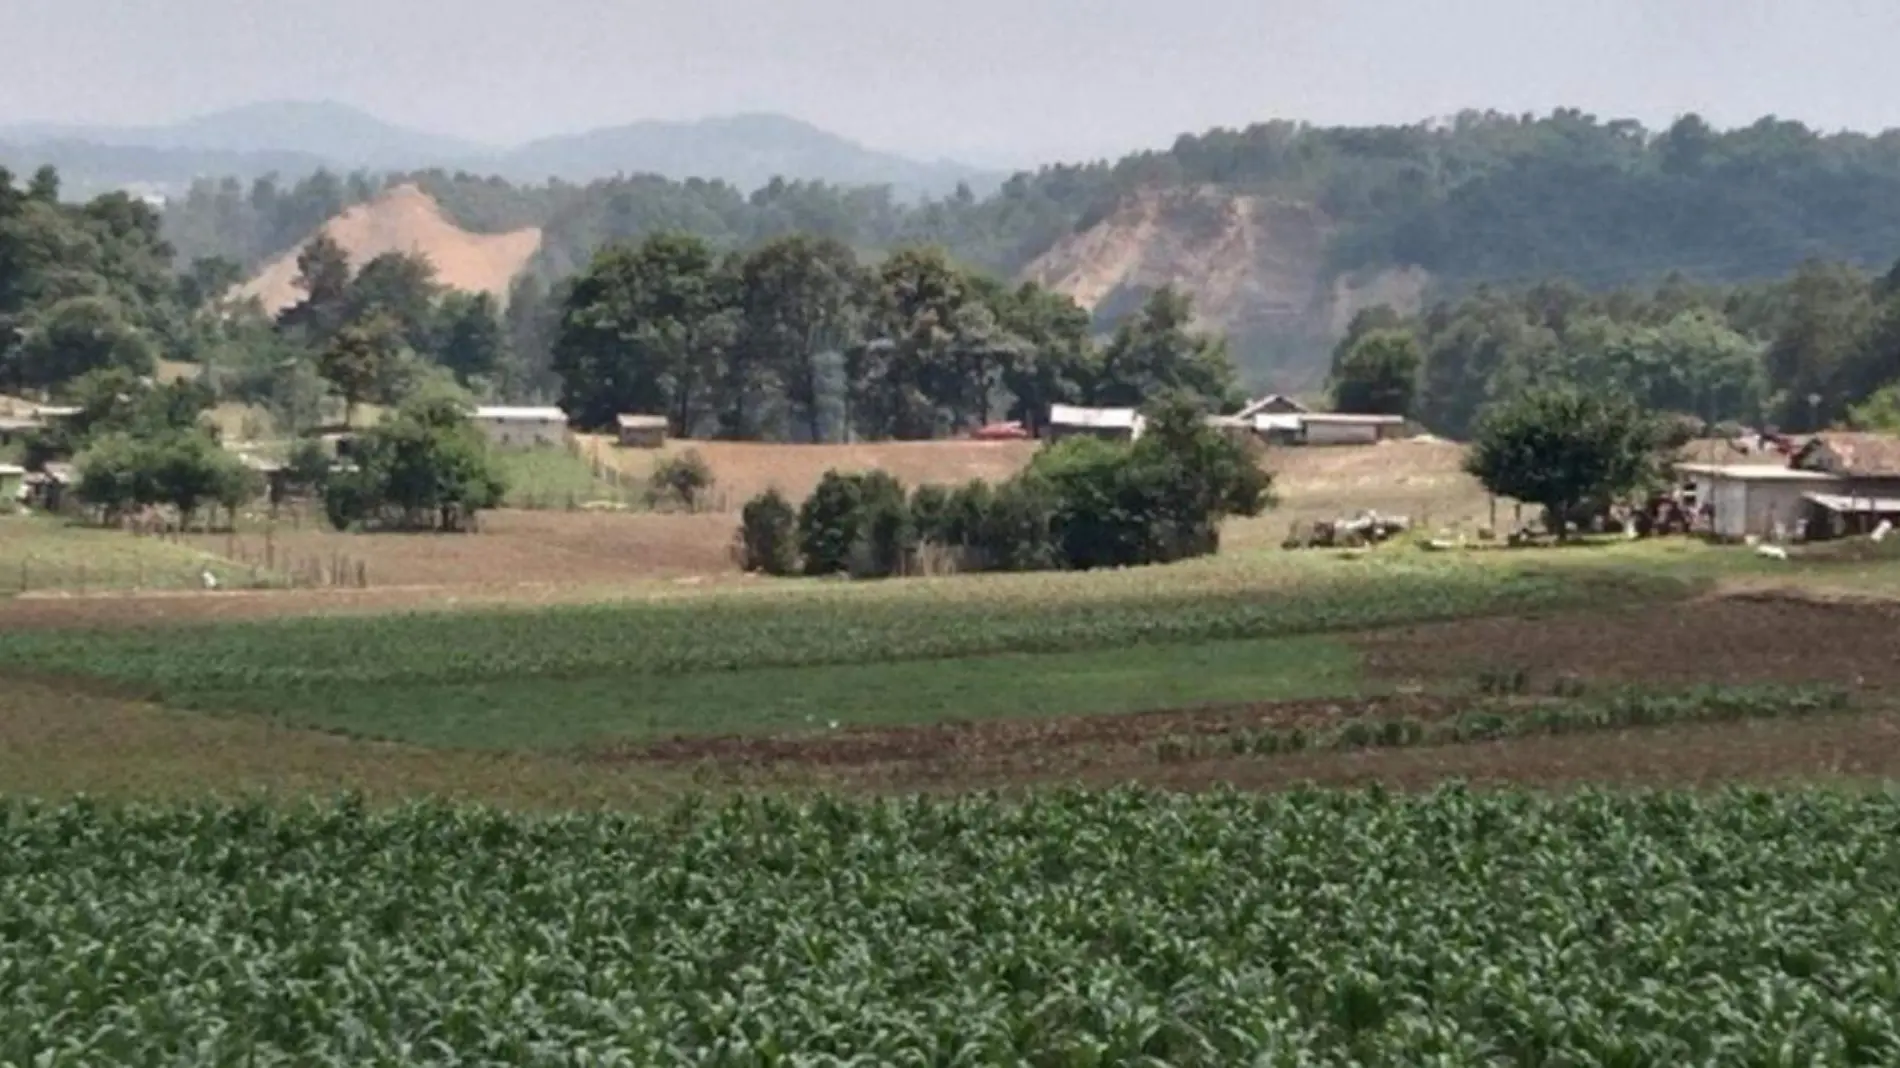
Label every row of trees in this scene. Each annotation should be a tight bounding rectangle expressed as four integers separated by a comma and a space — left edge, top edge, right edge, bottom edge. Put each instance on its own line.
1326, 260, 1900, 438
738, 399, 1271, 577
554, 233, 1238, 442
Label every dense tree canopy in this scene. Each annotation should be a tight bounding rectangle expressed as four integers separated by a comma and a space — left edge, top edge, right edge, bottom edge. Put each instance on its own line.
552, 232, 1236, 442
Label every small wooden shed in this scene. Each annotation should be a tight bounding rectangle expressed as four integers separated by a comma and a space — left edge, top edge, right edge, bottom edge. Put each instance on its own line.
616, 414, 669, 449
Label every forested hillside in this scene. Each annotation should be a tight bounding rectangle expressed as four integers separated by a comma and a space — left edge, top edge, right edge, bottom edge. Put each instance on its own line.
153, 110, 1900, 388
6, 155, 1900, 465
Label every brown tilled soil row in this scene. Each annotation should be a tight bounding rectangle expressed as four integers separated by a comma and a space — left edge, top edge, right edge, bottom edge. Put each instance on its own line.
1355, 592, 1900, 691
596, 695, 1468, 768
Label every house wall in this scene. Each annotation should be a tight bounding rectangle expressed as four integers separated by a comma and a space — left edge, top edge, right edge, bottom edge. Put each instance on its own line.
477, 417, 565, 448
1302, 421, 1382, 446
1708, 478, 1826, 539
1045, 425, 1132, 443
618, 426, 666, 449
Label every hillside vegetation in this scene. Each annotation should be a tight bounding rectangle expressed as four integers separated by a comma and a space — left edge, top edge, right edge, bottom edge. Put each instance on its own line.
158, 110, 1900, 386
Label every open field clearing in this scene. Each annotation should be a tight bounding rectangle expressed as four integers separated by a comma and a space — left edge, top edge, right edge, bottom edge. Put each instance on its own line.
491, 446, 640, 509
6, 789, 1900, 1063
2, 438, 1503, 602
168, 509, 736, 590
0, 515, 284, 595
0, 529, 1787, 629
0, 546, 1719, 747
2, 540, 1895, 753
577, 434, 1040, 507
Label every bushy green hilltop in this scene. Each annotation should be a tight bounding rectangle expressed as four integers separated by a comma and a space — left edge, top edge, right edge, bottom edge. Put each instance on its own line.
164, 111, 1900, 291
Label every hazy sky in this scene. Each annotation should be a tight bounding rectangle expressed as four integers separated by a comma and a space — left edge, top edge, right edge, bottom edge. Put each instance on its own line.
5, 0, 1898, 166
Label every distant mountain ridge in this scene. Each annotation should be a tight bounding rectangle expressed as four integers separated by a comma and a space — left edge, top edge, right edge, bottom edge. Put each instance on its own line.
494, 112, 996, 198
0, 100, 1000, 200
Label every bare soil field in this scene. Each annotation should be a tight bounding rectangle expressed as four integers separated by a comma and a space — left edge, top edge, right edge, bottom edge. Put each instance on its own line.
579, 436, 1040, 507
1355, 592, 1900, 691
7, 672, 1896, 804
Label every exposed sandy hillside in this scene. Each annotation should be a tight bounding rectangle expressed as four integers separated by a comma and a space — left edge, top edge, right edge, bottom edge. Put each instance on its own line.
238, 184, 541, 314
1023, 187, 1428, 385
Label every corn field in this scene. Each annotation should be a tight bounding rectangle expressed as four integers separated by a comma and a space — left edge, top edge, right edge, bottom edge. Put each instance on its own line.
3, 788, 1898, 1065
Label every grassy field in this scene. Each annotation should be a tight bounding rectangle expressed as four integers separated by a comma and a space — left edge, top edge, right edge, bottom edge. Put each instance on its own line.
0, 515, 285, 595
491, 445, 639, 510
6, 788, 1900, 1063
0, 538, 1859, 755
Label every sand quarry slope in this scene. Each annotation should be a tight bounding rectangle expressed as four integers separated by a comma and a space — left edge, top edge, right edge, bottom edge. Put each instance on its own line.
238, 184, 542, 314
1023, 186, 1429, 381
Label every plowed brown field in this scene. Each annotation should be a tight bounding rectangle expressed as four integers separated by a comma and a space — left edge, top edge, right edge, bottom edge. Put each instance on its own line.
1355, 592, 1900, 691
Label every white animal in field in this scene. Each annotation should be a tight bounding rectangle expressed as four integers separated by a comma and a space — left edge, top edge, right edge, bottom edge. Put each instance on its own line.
1755, 544, 1789, 561
200, 568, 219, 590
1874, 520, 1893, 543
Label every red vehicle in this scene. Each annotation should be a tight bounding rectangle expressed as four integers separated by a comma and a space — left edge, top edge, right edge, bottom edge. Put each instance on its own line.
970, 421, 1030, 441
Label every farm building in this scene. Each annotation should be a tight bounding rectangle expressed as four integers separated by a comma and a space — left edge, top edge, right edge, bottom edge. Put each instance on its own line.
1045, 404, 1145, 442
1675, 463, 1840, 540
1297, 413, 1407, 446
1800, 491, 1900, 539
1235, 394, 1309, 418
1202, 413, 1256, 443
615, 414, 669, 449
1789, 433, 1900, 497
0, 415, 39, 446
22, 462, 75, 513
0, 463, 23, 510
1784, 432, 1900, 538
1250, 411, 1406, 446
472, 406, 568, 448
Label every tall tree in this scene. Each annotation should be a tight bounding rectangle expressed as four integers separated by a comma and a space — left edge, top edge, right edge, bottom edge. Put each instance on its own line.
552, 233, 732, 431
343, 251, 441, 352
16, 296, 157, 391
1464, 386, 1662, 539
1093, 286, 1239, 412
997, 281, 1096, 433
733, 234, 865, 442
433, 291, 508, 387
1329, 328, 1422, 416
277, 234, 353, 344
318, 317, 398, 427
852, 246, 972, 440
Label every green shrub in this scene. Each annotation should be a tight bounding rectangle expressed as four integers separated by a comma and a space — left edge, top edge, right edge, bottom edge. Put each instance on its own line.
647, 449, 715, 512
736, 489, 799, 576
847, 471, 913, 580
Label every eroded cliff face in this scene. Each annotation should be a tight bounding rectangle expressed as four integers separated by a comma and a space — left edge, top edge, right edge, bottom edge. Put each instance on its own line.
1022, 186, 1427, 389
236, 184, 541, 315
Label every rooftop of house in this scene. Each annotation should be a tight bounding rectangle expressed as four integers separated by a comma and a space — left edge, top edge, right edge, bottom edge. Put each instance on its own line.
1234, 394, 1309, 418
1048, 404, 1142, 429
1795, 432, 1900, 477
1804, 490, 1900, 513
616, 414, 668, 430
473, 406, 568, 422
1675, 462, 1840, 482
